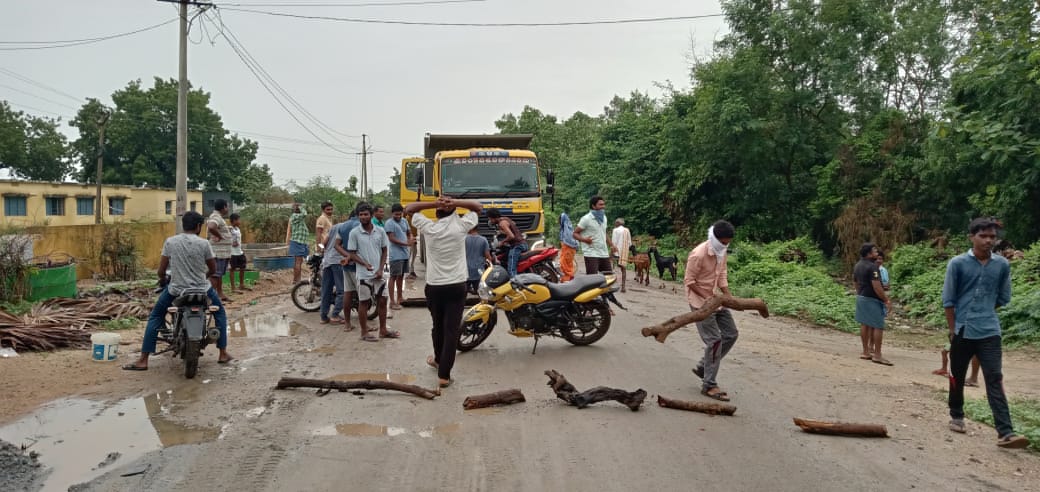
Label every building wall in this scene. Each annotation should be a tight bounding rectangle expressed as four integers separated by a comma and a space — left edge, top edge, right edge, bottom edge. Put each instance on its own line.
29, 221, 176, 280
0, 180, 203, 227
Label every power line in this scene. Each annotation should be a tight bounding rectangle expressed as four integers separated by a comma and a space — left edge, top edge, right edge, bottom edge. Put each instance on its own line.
0, 84, 80, 112
0, 67, 84, 103
0, 18, 178, 51
218, 6, 727, 27
219, 0, 484, 6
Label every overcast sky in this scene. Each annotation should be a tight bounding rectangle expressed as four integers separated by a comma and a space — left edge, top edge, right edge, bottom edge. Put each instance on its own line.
2, 0, 727, 193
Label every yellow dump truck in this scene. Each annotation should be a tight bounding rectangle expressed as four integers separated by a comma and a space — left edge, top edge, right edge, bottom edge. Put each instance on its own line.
399, 134, 553, 251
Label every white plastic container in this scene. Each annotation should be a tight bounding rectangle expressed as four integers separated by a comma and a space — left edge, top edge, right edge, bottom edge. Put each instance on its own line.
90, 332, 120, 362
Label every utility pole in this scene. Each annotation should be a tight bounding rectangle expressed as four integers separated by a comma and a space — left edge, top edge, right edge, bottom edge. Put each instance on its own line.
175, 0, 189, 233
94, 110, 111, 225
360, 134, 368, 201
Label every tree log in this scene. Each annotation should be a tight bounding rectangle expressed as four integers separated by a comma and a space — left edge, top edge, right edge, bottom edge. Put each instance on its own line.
544, 369, 646, 411
463, 389, 526, 410
656, 395, 737, 416
792, 418, 888, 438
275, 377, 440, 400
640, 295, 770, 343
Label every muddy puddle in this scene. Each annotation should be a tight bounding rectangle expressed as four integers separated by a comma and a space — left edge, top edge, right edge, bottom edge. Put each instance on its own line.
311, 422, 461, 439
0, 382, 219, 491
329, 373, 417, 384
230, 313, 303, 338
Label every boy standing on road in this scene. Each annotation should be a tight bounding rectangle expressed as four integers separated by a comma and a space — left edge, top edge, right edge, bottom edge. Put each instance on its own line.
228, 213, 248, 292
207, 199, 233, 301
404, 196, 483, 389
348, 203, 397, 342
558, 212, 578, 282
686, 220, 738, 402
943, 218, 1029, 449
286, 203, 310, 283
384, 204, 413, 310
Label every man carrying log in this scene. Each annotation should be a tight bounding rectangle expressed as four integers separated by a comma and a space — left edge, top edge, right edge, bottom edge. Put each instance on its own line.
685, 220, 737, 402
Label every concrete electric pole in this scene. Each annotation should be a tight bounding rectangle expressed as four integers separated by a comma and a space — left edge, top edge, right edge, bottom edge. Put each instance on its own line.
360, 134, 368, 201
94, 109, 111, 225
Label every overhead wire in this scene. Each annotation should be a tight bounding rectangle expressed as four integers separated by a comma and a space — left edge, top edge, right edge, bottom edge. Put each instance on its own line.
0, 68, 83, 103
218, 7, 728, 27
0, 18, 178, 51
219, 0, 484, 6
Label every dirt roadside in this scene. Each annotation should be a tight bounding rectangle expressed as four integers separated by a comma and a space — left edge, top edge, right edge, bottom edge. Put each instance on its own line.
2, 271, 1039, 491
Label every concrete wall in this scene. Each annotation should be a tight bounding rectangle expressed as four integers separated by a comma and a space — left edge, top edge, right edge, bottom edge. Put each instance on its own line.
1, 180, 203, 227
29, 222, 176, 280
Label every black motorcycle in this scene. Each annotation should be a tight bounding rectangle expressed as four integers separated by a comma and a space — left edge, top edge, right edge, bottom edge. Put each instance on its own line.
291, 252, 377, 320
156, 288, 220, 379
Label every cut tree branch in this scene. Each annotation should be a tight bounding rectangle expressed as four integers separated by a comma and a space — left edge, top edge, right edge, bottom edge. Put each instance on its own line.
463, 389, 526, 410
657, 395, 737, 416
792, 418, 888, 438
544, 369, 646, 411
640, 295, 769, 343
275, 377, 440, 400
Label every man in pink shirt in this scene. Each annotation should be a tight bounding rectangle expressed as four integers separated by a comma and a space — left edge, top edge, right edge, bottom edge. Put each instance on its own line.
685, 220, 737, 402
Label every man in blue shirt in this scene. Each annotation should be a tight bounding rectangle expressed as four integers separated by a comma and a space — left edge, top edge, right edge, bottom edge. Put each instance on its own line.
942, 218, 1028, 449
333, 206, 361, 332
384, 203, 413, 310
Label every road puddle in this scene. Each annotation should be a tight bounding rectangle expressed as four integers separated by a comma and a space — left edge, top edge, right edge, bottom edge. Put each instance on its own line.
0, 383, 219, 491
311, 422, 461, 438
329, 373, 417, 384
230, 313, 302, 338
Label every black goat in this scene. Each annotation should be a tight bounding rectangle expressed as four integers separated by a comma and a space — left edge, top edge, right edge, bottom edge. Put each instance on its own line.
647, 246, 678, 281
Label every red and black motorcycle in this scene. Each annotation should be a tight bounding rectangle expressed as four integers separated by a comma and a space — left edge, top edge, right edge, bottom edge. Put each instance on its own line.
492, 241, 561, 283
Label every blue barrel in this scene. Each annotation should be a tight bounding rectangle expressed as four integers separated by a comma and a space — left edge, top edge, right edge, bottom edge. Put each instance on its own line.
253, 256, 295, 271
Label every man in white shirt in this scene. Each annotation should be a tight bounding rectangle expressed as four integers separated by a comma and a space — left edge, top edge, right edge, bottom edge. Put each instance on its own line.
404, 196, 483, 389
611, 218, 632, 293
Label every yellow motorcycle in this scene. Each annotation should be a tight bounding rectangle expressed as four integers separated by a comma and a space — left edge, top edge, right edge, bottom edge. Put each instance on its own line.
459, 265, 619, 354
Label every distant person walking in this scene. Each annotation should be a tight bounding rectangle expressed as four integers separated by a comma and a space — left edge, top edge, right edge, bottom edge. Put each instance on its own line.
853, 243, 892, 365
228, 213, 247, 292
207, 199, 233, 301
405, 196, 483, 389
943, 218, 1029, 449
612, 218, 632, 292
384, 203, 414, 310
573, 195, 613, 274
286, 202, 310, 283
685, 220, 738, 402
558, 212, 578, 282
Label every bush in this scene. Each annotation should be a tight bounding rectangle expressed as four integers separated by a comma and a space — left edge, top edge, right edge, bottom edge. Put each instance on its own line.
0, 230, 34, 302
239, 205, 291, 244
963, 397, 1040, 453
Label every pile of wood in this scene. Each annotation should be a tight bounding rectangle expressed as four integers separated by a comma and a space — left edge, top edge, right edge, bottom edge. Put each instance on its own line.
0, 296, 151, 352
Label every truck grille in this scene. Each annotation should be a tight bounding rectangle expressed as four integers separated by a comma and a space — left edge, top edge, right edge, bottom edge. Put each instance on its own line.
477, 212, 539, 237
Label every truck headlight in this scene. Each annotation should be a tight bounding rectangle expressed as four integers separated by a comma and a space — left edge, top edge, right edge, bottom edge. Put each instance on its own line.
477, 282, 492, 300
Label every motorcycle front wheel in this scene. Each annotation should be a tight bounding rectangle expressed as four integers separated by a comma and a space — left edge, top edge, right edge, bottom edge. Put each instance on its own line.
458, 318, 494, 352
561, 301, 611, 346
291, 280, 321, 312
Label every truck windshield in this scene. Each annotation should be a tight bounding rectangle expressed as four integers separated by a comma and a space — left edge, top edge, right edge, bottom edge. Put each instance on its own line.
441, 157, 539, 195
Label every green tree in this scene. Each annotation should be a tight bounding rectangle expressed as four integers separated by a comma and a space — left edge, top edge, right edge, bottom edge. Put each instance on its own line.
0, 101, 71, 181
69, 78, 271, 203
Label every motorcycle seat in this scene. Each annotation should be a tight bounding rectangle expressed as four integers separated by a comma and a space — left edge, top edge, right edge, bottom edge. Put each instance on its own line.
547, 274, 606, 300
172, 289, 210, 307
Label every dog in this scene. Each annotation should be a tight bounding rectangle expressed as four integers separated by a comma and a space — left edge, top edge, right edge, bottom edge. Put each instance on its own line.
647, 245, 678, 281
629, 244, 651, 286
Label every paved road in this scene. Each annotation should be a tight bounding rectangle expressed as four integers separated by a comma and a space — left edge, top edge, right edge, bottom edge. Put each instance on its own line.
78, 278, 1038, 492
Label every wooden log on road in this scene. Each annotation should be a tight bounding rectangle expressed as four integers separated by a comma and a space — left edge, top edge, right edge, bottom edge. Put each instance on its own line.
640, 295, 770, 343
657, 395, 737, 416
463, 389, 526, 410
544, 369, 646, 411
275, 377, 440, 400
792, 418, 888, 438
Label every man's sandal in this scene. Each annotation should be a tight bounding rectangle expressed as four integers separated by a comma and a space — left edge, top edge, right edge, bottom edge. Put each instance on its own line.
949, 419, 966, 434
996, 434, 1029, 449
701, 388, 730, 402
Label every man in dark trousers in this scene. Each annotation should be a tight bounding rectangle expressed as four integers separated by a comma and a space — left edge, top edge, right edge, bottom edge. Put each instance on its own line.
404, 196, 483, 388
943, 218, 1029, 449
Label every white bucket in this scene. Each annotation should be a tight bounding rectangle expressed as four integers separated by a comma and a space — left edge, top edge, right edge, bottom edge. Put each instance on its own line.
90, 332, 120, 362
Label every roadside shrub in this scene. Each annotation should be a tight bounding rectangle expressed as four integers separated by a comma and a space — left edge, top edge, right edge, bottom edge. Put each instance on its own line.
0, 230, 34, 302
97, 222, 140, 281
239, 205, 291, 244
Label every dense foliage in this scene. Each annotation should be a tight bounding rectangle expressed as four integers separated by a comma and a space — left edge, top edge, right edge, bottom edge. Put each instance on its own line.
498, 0, 1040, 259
0, 101, 71, 181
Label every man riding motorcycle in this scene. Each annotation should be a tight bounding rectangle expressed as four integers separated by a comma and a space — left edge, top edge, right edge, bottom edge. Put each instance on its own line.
123, 211, 232, 371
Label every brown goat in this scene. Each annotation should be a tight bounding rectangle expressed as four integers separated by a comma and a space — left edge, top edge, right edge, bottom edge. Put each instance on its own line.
629, 245, 651, 286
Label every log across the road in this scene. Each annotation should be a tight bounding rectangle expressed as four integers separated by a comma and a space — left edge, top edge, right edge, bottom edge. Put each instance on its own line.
640, 295, 770, 343
657, 395, 737, 416
275, 377, 440, 400
463, 389, 526, 410
544, 369, 646, 411
792, 418, 889, 438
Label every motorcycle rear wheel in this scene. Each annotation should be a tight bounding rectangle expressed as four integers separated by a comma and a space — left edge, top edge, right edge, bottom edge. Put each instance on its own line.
529, 262, 561, 283
561, 301, 611, 346
184, 339, 200, 379
458, 318, 494, 352
291, 280, 321, 312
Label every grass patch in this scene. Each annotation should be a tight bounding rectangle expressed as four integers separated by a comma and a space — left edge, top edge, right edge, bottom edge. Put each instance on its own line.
101, 317, 141, 331
0, 299, 34, 315
963, 397, 1040, 452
